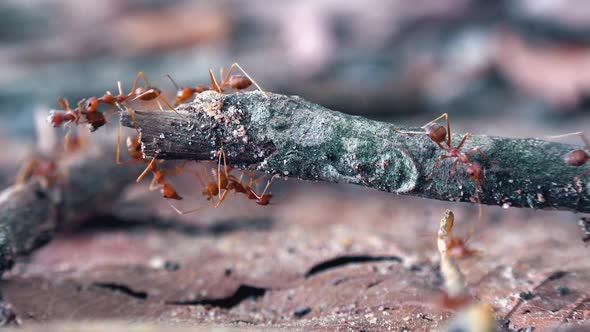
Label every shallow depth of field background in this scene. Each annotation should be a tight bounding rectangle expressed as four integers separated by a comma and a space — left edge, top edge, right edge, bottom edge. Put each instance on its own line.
0, 0, 589, 330
1, 0, 590, 213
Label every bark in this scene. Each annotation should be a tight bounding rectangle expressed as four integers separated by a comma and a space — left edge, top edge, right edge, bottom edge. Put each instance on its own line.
0, 143, 138, 275
120, 91, 590, 213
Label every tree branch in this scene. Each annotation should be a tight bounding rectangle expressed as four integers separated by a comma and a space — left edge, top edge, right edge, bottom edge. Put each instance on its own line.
0, 143, 138, 275
121, 91, 590, 213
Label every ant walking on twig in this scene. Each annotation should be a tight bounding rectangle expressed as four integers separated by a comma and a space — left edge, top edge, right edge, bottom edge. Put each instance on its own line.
397, 113, 493, 184
166, 62, 267, 105
398, 113, 497, 231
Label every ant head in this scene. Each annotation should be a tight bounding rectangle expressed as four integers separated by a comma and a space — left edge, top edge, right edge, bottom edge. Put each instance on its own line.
424, 123, 447, 144
466, 162, 484, 183
564, 149, 589, 166
228, 75, 252, 90
162, 183, 182, 200
85, 97, 100, 113
85, 111, 106, 132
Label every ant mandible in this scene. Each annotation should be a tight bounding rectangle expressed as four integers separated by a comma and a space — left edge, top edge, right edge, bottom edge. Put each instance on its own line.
165, 63, 267, 105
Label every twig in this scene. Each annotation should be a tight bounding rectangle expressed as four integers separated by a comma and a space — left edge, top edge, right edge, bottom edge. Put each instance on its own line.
121, 91, 590, 213
0, 143, 138, 276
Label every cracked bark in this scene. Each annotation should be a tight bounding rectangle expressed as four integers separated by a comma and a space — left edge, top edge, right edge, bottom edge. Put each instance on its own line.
121, 91, 590, 213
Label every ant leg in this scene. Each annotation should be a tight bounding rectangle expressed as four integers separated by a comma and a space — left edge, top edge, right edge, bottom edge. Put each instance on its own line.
165, 199, 206, 215
449, 159, 460, 177
209, 68, 222, 93
222, 63, 267, 96
136, 158, 157, 183
216, 146, 229, 201
132, 88, 189, 122
64, 126, 73, 151
455, 133, 473, 150
550, 132, 590, 150
466, 147, 497, 164
258, 174, 278, 197
164, 74, 181, 90
395, 129, 429, 135
422, 113, 451, 146
148, 175, 160, 191
14, 159, 38, 185
429, 155, 452, 180
129, 71, 153, 93
163, 161, 188, 177
213, 189, 232, 208
192, 162, 209, 187
575, 168, 590, 183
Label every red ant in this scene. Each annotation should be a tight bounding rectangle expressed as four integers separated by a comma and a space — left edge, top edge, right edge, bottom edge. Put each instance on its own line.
119, 132, 185, 202
165, 63, 266, 105
398, 113, 493, 184
550, 132, 590, 181
168, 147, 275, 215
398, 113, 497, 227
14, 157, 60, 186
84, 71, 184, 121
48, 98, 102, 150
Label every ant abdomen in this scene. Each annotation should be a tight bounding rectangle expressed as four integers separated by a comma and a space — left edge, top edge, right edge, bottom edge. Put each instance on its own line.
85, 111, 107, 132
229, 75, 252, 90
424, 123, 447, 144
564, 149, 589, 166
162, 184, 182, 200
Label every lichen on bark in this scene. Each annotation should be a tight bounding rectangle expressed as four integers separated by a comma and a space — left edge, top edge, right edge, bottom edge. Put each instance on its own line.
121, 91, 590, 213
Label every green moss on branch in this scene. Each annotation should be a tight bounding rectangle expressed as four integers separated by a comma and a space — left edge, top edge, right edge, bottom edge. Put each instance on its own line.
121, 91, 590, 213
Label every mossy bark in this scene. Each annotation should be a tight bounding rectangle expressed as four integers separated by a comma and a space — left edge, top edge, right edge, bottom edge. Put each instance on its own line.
121, 91, 590, 213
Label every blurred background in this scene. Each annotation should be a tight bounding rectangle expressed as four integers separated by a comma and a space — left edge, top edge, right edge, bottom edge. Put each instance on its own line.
1, 0, 590, 329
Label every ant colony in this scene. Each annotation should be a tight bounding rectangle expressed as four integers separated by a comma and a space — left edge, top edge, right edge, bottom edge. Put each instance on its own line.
47, 63, 273, 214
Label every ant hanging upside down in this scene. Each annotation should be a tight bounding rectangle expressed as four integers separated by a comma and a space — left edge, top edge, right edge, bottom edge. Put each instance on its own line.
167, 146, 276, 215
119, 131, 185, 202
